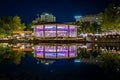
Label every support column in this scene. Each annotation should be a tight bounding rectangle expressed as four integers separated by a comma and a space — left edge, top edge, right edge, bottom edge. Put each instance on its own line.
43, 25, 45, 38
68, 45, 70, 58
43, 45, 45, 58
56, 24, 57, 39
68, 25, 70, 38
76, 25, 78, 38
56, 45, 57, 58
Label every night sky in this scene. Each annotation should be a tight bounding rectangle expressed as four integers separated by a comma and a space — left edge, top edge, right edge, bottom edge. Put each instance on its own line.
0, 0, 120, 24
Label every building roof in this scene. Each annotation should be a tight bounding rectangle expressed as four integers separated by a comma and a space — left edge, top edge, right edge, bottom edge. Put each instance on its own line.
34, 22, 77, 26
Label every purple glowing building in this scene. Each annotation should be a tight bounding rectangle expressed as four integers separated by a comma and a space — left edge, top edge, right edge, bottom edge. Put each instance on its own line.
33, 24, 77, 38
34, 44, 77, 59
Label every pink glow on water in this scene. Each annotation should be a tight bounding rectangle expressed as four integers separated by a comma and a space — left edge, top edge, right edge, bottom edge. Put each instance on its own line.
35, 45, 77, 59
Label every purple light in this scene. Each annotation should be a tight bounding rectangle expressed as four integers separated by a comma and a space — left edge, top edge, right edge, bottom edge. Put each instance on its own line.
35, 32, 44, 37
34, 45, 77, 59
57, 46, 68, 58
45, 52, 56, 58
45, 25, 56, 31
34, 24, 77, 38
57, 31, 68, 37
69, 46, 76, 57
35, 25, 43, 31
45, 46, 56, 52
57, 52, 68, 58
69, 25, 76, 37
57, 25, 68, 31
35, 46, 44, 58
45, 31, 56, 37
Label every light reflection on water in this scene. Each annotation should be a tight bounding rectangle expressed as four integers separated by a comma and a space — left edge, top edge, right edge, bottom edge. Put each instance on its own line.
0, 43, 120, 65
0, 43, 120, 80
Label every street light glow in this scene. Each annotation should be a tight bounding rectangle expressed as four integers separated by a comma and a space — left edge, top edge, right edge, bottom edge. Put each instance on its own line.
74, 16, 82, 19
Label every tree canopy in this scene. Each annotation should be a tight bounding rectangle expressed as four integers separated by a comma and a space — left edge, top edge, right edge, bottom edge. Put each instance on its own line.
102, 3, 120, 31
0, 16, 25, 35
0, 46, 25, 64
75, 21, 101, 34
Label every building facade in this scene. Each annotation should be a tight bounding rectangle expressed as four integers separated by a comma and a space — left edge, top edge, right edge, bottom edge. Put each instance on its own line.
40, 13, 56, 23
75, 13, 102, 24
12, 31, 33, 39
33, 24, 77, 38
34, 44, 77, 59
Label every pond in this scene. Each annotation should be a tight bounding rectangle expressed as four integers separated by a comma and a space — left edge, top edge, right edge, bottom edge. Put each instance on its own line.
0, 43, 120, 80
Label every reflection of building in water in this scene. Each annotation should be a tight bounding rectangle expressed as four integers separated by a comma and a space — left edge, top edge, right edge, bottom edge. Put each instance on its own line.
80, 56, 102, 65
92, 43, 120, 53
34, 44, 77, 59
36, 59, 55, 65
79, 43, 120, 53
12, 43, 33, 51
33, 24, 77, 38
10, 43, 120, 54
0, 43, 12, 47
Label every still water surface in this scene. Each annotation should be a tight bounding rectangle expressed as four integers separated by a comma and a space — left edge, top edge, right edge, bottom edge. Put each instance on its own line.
0, 43, 120, 80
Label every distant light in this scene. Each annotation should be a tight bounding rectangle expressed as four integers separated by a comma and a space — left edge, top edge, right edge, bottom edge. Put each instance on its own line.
45, 13, 49, 15
45, 62, 49, 65
74, 59, 80, 63
74, 16, 82, 19
80, 45, 87, 48
31, 26, 35, 28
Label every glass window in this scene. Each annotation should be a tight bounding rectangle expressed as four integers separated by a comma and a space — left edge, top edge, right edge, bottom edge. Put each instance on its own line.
45, 31, 56, 37
45, 46, 56, 58
69, 46, 76, 57
45, 25, 56, 37
34, 25, 44, 37
57, 25, 68, 37
57, 31, 68, 37
45, 25, 56, 31
57, 46, 68, 58
69, 25, 77, 37
35, 46, 44, 58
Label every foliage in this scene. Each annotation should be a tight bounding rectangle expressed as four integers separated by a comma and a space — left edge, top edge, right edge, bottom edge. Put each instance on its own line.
102, 3, 120, 31
77, 48, 90, 58
75, 21, 101, 34
26, 17, 49, 30
101, 52, 120, 77
0, 16, 25, 35
0, 46, 25, 64
26, 23, 34, 30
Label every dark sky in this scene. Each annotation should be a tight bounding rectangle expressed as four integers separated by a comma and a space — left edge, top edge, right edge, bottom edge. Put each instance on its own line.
0, 0, 120, 24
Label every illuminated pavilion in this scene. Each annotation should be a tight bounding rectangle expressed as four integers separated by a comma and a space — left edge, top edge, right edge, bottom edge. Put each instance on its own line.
34, 44, 77, 59
33, 23, 77, 38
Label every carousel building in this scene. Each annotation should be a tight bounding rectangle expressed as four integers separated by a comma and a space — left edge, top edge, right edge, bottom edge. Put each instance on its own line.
34, 44, 77, 59
33, 23, 77, 38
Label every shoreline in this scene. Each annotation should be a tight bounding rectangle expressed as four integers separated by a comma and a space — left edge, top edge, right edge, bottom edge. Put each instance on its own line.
0, 40, 120, 43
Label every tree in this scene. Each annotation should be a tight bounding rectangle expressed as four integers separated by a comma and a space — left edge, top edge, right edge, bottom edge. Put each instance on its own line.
26, 17, 46, 30
26, 23, 34, 30
0, 46, 25, 64
101, 52, 120, 77
92, 22, 101, 33
81, 22, 92, 33
0, 16, 25, 35
12, 16, 25, 30
102, 3, 120, 31
74, 21, 82, 34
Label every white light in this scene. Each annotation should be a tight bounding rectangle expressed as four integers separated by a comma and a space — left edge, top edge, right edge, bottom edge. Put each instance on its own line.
45, 13, 49, 15
45, 62, 49, 65
74, 59, 80, 63
74, 16, 82, 19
